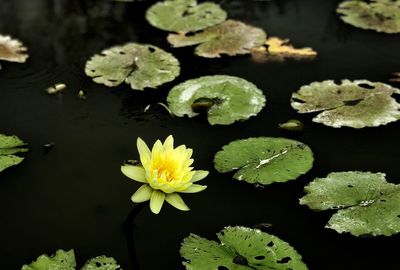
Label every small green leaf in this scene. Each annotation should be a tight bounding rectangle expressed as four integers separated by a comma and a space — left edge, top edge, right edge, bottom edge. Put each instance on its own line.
167, 75, 266, 125
300, 171, 400, 236
21, 249, 76, 270
85, 43, 180, 90
181, 226, 308, 270
214, 137, 313, 185
0, 133, 28, 172
291, 79, 400, 128
337, 0, 400, 34
168, 20, 267, 58
81, 256, 121, 270
146, 0, 227, 33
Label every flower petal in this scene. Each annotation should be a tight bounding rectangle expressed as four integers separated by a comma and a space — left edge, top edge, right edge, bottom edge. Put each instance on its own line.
137, 137, 151, 165
163, 135, 174, 151
191, 170, 209, 182
152, 140, 163, 156
180, 184, 207, 193
165, 193, 190, 211
131, 184, 153, 203
121, 165, 147, 183
150, 190, 165, 214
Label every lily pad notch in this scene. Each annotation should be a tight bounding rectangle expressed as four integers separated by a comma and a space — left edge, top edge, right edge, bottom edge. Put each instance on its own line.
300, 171, 400, 237
0, 133, 28, 173
214, 137, 314, 185
85, 43, 180, 90
167, 75, 266, 125
181, 226, 308, 270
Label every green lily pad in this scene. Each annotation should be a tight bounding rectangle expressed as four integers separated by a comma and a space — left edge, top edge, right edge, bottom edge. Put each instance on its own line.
181, 226, 308, 270
300, 171, 400, 236
21, 249, 76, 270
291, 79, 400, 128
337, 0, 400, 33
85, 43, 180, 90
166, 75, 266, 125
0, 133, 28, 173
167, 20, 267, 58
146, 0, 227, 33
21, 250, 121, 270
214, 137, 314, 185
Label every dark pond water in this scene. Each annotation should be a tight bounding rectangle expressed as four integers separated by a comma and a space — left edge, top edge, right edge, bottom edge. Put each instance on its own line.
1, 0, 400, 269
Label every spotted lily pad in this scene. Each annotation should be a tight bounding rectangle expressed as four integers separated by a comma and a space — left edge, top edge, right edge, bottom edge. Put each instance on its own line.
337, 0, 400, 33
0, 133, 28, 173
167, 20, 267, 58
181, 226, 308, 270
214, 137, 313, 185
300, 171, 400, 236
166, 75, 266, 125
21, 249, 121, 270
85, 43, 180, 90
291, 80, 400, 128
146, 0, 227, 33
0, 35, 29, 64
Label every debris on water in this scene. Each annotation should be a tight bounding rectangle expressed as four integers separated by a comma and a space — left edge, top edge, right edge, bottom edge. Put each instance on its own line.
43, 142, 55, 154
46, 83, 66, 95
279, 119, 304, 132
144, 104, 151, 112
157, 102, 174, 116
78, 90, 86, 100
253, 223, 273, 230
124, 159, 140, 166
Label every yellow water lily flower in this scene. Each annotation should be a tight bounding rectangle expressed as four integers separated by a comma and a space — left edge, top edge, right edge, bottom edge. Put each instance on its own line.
121, 135, 209, 214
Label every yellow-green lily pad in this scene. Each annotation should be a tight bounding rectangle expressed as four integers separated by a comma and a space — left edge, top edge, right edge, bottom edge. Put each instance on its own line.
0, 133, 28, 173
214, 137, 314, 185
146, 0, 227, 33
166, 75, 266, 125
337, 0, 400, 33
300, 171, 400, 237
291, 80, 400, 128
85, 43, 180, 90
167, 20, 267, 58
181, 226, 308, 270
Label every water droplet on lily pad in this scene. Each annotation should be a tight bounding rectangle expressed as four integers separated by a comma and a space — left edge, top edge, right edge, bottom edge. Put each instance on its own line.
166, 75, 266, 125
291, 79, 400, 128
300, 171, 400, 236
168, 20, 267, 58
0, 133, 28, 173
214, 137, 314, 185
337, 0, 400, 33
181, 226, 308, 270
85, 43, 180, 90
146, 0, 227, 33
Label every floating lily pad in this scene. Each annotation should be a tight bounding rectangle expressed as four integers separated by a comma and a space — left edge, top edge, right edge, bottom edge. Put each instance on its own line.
181, 226, 308, 270
291, 80, 400, 128
0, 35, 29, 64
0, 133, 28, 173
166, 75, 266, 125
85, 43, 180, 90
167, 20, 267, 58
251, 37, 317, 63
214, 137, 313, 185
21, 249, 121, 270
146, 0, 227, 33
300, 171, 400, 236
337, 0, 400, 33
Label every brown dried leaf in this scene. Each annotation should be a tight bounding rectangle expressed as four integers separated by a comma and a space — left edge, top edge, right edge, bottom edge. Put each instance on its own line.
0, 35, 29, 63
251, 37, 317, 63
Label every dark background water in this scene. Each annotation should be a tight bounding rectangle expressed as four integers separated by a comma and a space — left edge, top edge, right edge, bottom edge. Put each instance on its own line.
0, 0, 399, 269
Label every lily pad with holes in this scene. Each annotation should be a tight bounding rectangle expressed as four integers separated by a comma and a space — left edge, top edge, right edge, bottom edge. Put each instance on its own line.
85, 43, 180, 90
21, 249, 121, 270
337, 0, 400, 33
300, 171, 400, 236
146, 0, 227, 33
181, 226, 308, 270
291, 80, 400, 128
214, 137, 313, 185
166, 75, 266, 125
0, 133, 28, 173
0, 35, 29, 64
167, 20, 267, 58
